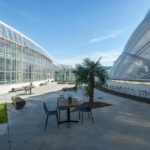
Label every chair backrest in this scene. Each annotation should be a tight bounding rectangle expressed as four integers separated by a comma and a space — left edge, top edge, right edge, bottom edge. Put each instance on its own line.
43, 102, 48, 114
57, 96, 65, 100
57, 96, 65, 106
57, 96, 65, 101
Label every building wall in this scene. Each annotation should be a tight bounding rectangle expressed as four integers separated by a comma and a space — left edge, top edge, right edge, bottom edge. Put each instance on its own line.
0, 21, 71, 86
0, 37, 58, 85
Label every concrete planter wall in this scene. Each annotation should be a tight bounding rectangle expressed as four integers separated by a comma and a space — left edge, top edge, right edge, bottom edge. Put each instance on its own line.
105, 80, 150, 99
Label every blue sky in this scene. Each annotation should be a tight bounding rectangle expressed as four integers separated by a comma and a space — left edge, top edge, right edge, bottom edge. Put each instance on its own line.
0, 0, 150, 66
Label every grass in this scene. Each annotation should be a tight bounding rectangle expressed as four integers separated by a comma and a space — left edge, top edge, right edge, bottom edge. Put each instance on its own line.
0, 103, 8, 124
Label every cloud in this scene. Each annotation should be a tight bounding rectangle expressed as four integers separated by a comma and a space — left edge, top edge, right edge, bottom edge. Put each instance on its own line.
90, 30, 125, 43
58, 49, 122, 67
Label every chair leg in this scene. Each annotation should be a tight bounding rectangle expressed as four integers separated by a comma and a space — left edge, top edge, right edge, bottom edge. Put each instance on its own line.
88, 112, 90, 119
81, 112, 83, 124
79, 110, 80, 120
56, 112, 59, 128
59, 109, 60, 122
45, 115, 49, 129
90, 111, 94, 124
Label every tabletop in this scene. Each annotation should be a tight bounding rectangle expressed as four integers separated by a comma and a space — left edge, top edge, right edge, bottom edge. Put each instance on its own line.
24, 85, 35, 88
57, 99, 79, 109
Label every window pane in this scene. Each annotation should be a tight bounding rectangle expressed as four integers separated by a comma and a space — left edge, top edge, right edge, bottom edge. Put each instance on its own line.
6, 72, 11, 84
0, 58, 4, 71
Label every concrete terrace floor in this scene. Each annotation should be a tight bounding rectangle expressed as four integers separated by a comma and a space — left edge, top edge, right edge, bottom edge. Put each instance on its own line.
0, 83, 150, 150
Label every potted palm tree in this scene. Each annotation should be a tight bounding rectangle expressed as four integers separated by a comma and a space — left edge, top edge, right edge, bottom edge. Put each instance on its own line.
72, 58, 108, 107
68, 95, 72, 104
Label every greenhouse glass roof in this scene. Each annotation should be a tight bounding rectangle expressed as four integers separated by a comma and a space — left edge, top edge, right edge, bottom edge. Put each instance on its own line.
0, 21, 54, 62
110, 9, 150, 81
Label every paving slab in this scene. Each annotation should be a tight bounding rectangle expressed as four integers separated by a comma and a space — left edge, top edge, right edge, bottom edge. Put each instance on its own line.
0, 123, 9, 150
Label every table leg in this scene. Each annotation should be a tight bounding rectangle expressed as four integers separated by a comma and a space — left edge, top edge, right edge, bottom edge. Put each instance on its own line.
58, 107, 79, 127
30, 88, 31, 94
67, 108, 70, 128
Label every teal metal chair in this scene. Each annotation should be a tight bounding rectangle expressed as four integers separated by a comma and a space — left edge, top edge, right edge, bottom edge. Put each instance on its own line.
79, 107, 94, 124
43, 102, 59, 129
57, 95, 67, 122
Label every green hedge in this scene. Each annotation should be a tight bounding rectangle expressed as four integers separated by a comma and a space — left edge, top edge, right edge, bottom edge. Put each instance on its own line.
0, 103, 8, 124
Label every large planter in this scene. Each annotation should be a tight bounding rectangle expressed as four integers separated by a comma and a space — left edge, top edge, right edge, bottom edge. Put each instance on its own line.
11, 96, 26, 109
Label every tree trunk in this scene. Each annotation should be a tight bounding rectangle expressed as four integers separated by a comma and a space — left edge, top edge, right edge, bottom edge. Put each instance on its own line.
89, 74, 95, 107
89, 89, 94, 102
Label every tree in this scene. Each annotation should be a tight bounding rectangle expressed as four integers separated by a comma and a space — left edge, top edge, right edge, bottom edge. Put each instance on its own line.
72, 58, 108, 104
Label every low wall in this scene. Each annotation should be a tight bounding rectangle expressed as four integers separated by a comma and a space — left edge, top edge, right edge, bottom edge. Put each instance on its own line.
105, 80, 150, 99
0, 80, 51, 95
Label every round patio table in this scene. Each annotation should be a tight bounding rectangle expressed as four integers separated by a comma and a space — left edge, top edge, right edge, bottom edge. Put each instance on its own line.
57, 99, 79, 128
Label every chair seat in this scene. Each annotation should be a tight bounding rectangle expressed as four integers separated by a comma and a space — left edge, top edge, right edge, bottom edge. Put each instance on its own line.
59, 108, 67, 110
47, 110, 57, 115
79, 107, 94, 124
79, 107, 91, 112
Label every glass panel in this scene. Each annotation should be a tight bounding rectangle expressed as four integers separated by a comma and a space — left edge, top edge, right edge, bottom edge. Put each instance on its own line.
0, 24, 8, 38
12, 72, 16, 83
16, 72, 21, 83
17, 34, 23, 45
12, 31, 19, 43
6, 27, 14, 41
6, 72, 11, 84
140, 46, 150, 60
12, 59, 16, 70
111, 54, 133, 78
6, 58, 11, 71
0, 57, 4, 71
0, 72, 4, 81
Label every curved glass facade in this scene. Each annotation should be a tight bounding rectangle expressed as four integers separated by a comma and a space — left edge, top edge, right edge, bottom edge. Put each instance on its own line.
0, 21, 71, 84
110, 10, 150, 81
